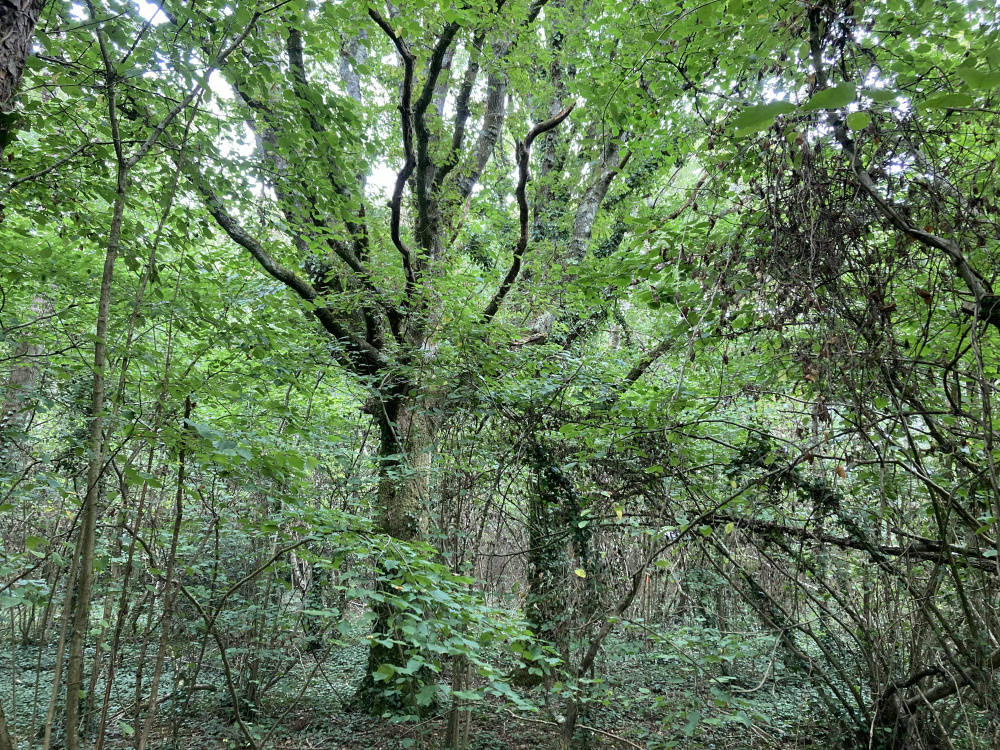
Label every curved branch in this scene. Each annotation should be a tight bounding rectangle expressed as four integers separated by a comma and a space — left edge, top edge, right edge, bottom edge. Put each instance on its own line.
836, 125, 993, 307
369, 9, 419, 290
481, 103, 575, 323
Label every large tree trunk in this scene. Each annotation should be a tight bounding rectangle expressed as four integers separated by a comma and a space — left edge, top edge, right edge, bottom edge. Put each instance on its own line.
354, 395, 436, 714
0, 0, 46, 155
375, 398, 432, 540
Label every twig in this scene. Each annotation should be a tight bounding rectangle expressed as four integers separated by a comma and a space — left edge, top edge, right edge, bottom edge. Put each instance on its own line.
502, 709, 646, 750
6, 143, 95, 191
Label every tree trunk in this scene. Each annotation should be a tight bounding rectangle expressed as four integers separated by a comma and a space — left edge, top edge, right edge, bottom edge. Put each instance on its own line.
375, 398, 432, 541
0, 0, 46, 156
63, 165, 127, 750
354, 395, 435, 714
0, 696, 13, 750
515, 439, 582, 687
1, 295, 51, 438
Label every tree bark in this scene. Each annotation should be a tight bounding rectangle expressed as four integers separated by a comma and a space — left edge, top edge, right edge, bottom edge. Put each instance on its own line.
0, 295, 51, 437
354, 395, 436, 713
0, 0, 46, 155
375, 397, 433, 540
0, 695, 13, 750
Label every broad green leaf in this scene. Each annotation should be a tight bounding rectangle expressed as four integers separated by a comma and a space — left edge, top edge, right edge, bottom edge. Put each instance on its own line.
955, 67, 1000, 90
802, 83, 857, 111
25, 536, 46, 551
846, 111, 871, 130
732, 101, 796, 136
921, 93, 974, 109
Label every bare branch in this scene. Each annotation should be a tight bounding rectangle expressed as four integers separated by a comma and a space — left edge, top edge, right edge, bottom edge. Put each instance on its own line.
834, 125, 996, 325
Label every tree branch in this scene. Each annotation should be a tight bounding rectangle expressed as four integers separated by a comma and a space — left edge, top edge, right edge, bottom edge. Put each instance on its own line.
369, 9, 419, 292
567, 142, 627, 261
413, 21, 460, 250
197, 182, 385, 375
623, 339, 671, 384
482, 103, 575, 323
835, 124, 993, 313
434, 32, 485, 189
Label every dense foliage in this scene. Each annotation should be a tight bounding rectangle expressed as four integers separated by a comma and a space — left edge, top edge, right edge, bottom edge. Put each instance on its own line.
2, 0, 1000, 748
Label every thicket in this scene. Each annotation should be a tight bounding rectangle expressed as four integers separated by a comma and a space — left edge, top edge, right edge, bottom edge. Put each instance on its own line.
2, 0, 999, 748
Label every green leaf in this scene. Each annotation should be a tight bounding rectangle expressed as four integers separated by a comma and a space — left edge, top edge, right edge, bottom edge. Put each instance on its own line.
802, 83, 857, 111
955, 67, 1000, 90
25, 536, 46, 551
732, 101, 796, 136
846, 111, 871, 130
416, 683, 437, 706
921, 93, 974, 109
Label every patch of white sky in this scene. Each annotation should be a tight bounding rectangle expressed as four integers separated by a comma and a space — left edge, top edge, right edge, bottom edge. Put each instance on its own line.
69, 0, 559, 206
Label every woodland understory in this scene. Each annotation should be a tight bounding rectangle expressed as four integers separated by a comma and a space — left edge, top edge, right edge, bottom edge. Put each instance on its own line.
2, 0, 1000, 748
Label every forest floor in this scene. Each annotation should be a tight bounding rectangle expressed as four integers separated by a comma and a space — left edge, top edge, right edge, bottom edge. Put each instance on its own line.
0, 634, 820, 750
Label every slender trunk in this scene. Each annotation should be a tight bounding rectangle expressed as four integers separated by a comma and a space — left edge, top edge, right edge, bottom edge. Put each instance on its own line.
93, 454, 153, 750
42, 538, 81, 750
63, 158, 128, 750
137, 398, 191, 750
